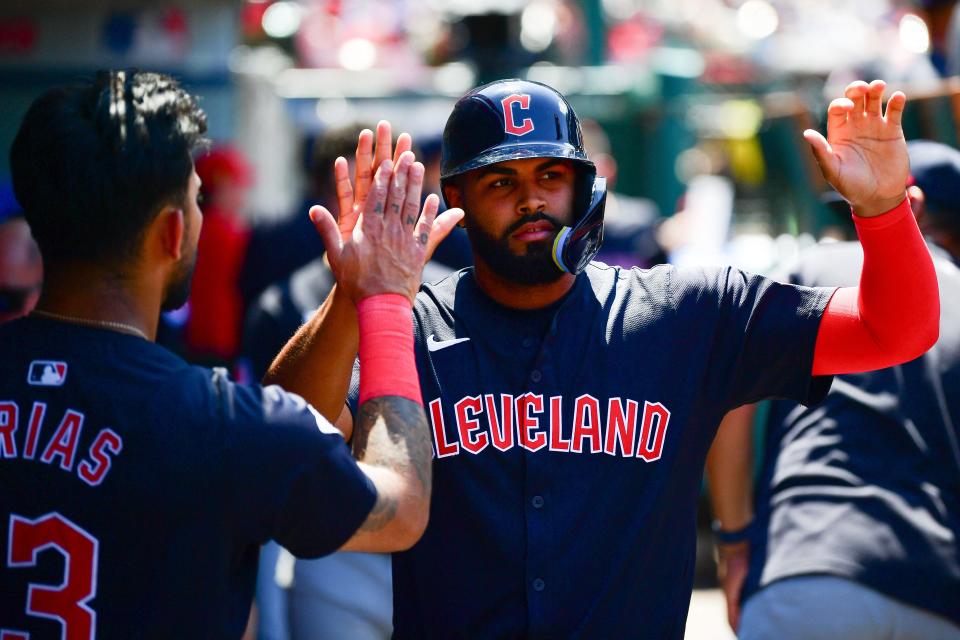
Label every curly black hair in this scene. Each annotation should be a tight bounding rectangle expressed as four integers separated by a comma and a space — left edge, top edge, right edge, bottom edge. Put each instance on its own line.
11, 70, 208, 265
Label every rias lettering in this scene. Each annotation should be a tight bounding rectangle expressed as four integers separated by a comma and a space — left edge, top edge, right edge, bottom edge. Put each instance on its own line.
0, 401, 123, 486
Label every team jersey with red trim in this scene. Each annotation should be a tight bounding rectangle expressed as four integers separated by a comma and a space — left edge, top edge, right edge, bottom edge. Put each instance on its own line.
349, 262, 833, 639
745, 241, 960, 629
0, 316, 376, 639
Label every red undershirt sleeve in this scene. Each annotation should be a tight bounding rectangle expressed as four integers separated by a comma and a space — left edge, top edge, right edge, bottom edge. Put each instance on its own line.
812, 197, 939, 376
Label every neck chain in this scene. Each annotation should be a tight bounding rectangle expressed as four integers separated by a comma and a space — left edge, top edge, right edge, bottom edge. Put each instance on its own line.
30, 309, 149, 340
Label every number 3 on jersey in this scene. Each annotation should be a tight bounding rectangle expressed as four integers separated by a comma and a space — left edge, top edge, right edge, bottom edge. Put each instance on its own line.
2, 513, 98, 640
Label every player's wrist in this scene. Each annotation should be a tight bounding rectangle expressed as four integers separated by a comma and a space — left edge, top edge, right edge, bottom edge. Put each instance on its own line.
353, 270, 421, 304
850, 191, 908, 218
850, 195, 912, 229
357, 292, 412, 308
357, 294, 421, 406
711, 519, 754, 546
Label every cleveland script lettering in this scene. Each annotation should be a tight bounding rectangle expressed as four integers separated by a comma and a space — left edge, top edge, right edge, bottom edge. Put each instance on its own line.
428, 394, 670, 460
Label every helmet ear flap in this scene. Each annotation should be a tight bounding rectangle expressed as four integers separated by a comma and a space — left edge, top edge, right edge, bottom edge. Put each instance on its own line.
573, 164, 597, 217
552, 177, 607, 274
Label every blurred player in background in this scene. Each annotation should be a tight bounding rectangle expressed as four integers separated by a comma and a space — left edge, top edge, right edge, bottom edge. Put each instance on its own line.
707, 139, 960, 639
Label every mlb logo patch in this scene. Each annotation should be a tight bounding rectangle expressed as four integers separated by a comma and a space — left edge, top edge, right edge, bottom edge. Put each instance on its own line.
27, 360, 68, 386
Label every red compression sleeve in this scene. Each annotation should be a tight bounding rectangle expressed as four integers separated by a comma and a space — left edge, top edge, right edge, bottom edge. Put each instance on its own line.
812, 198, 939, 376
357, 294, 423, 406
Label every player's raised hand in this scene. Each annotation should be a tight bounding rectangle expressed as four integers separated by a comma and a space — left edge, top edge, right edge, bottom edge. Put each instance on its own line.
315, 121, 462, 270
330, 121, 412, 241
310, 151, 463, 302
804, 79, 909, 217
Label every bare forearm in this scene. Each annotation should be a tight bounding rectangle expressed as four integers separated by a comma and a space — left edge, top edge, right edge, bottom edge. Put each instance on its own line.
263, 284, 358, 422
342, 395, 432, 551
706, 404, 756, 530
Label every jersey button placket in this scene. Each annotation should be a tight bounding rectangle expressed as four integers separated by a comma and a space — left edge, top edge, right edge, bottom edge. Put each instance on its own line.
524, 354, 551, 632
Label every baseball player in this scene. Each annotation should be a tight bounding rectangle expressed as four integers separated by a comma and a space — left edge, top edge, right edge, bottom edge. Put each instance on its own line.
0, 70, 460, 637
305, 77, 940, 638
706, 140, 960, 639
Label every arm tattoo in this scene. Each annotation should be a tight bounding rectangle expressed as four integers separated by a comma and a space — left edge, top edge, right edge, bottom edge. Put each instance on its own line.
352, 396, 432, 532
361, 482, 399, 532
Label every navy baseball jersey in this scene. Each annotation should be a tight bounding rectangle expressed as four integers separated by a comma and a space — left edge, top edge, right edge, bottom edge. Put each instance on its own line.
0, 317, 376, 638
744, 242, 960, 628
349, 262, 832, 638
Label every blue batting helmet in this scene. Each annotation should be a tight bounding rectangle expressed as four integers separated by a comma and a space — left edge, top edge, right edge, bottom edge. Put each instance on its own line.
440, 79, 606, 275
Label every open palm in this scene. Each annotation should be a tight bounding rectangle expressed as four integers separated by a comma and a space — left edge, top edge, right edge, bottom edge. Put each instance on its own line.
332, 121, 411, 244
804, 80, 909, 217
316, 121, 462, 273
309, 148, 463, 301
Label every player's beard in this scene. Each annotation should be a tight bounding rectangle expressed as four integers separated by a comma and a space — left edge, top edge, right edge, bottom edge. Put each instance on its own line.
161, 247, 197, 311
468, 212, 565, 286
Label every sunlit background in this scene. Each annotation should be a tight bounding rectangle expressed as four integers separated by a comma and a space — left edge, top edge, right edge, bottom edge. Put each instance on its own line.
2, 2, 956, 250
2, 3, 958, 634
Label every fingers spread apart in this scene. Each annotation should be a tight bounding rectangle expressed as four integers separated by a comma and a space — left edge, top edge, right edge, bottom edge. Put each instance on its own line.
839, 79, 905, 126
826, 80, 907, 139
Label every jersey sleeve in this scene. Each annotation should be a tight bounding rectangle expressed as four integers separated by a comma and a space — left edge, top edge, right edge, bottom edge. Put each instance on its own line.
346, 357, 361, 421
221, 380, 377, 558
671, 266, 834, 409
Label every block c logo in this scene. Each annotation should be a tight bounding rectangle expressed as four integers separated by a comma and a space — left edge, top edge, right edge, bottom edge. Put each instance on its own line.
501, 94, 534, 136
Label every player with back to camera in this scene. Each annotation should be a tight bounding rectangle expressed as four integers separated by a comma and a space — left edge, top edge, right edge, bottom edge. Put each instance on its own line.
287, 76, 941, 638
0, 70, 462, 638
706, 140, 960, 640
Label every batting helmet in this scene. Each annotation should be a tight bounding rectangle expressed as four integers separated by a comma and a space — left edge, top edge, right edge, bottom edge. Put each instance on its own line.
440, 79, 607, 275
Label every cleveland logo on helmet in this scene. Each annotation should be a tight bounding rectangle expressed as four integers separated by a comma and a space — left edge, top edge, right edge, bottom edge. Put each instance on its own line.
441, 79, 607, 275
501, 94, 535, 136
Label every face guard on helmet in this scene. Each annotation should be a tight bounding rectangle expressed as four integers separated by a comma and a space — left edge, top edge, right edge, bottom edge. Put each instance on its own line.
440, 79, 607, 275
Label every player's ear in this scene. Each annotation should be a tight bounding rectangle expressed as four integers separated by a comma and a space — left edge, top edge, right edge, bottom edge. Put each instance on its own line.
443, 184, 462, 209
443, 184, 466, 227
155, 206, 186, 260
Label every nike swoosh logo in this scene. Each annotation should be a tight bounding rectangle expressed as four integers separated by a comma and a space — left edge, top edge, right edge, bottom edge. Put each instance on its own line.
427, 334, 471, 352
